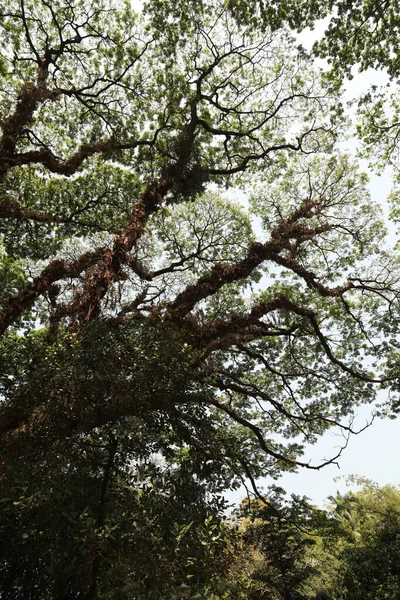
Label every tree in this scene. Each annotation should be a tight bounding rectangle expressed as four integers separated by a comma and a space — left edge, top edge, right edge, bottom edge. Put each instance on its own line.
316, 480, 400, 600
341, 509, 400, 600
1, 0, 400, 596
209, 481, 400, 600
314, 0, 400, 79
208, 487, 345, 600
311, 0, 400, 186
229, 489, 319, 600
0, 413, 234, 599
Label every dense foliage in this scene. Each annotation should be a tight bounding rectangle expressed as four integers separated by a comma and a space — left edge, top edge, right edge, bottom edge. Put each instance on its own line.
1, 0, 400, 597
208, 480, 400, 600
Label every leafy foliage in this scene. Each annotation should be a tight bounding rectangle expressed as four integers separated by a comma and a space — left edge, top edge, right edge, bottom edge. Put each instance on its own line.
1, 0, 400, 597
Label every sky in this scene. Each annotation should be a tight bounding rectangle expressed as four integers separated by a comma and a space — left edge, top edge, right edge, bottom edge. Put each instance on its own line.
277, 407, 400, 506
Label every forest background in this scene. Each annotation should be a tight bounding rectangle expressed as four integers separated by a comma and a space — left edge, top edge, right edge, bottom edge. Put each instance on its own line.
1, 0, 400, 598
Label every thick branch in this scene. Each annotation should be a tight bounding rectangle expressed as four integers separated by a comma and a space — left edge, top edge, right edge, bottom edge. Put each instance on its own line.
0, 194, 114, 231
5, 137, 156, 177
167, 236, 347, 321
0, 250, 103, 335
185, 297, 300, 355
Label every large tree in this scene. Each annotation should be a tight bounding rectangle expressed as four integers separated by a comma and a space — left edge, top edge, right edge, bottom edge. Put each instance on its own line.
1, 0, 400, 597
311, 479, 400, 600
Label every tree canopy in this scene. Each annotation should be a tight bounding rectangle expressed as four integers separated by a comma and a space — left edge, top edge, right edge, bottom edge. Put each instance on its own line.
1, 0, 400, 597
208, 480, 400, 600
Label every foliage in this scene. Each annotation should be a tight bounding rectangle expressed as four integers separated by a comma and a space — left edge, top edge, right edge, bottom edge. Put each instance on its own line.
209, 481, 400, 600
311, 0, 400, 206
323, 479, 400, 600
0, 0, 400, 597
314, 0, 400, 79
230, 489, 319, 600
